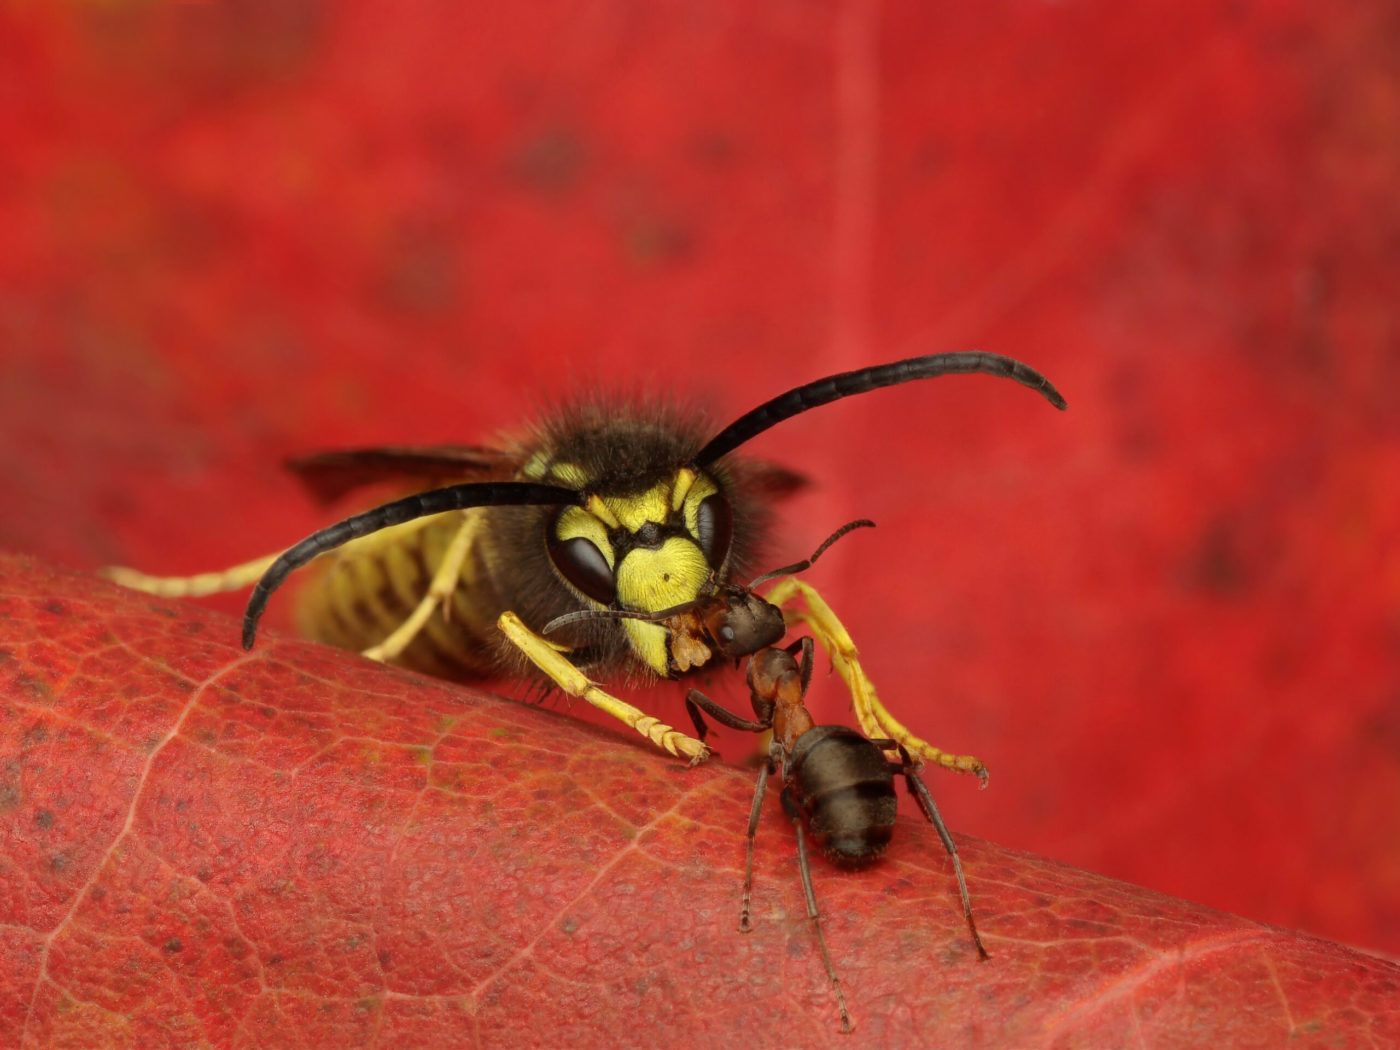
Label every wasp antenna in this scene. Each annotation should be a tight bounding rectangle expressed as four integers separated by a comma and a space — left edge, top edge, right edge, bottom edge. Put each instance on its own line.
693, 351, 1067, 467
749, 519, 875, 589
241, 482, 583, 650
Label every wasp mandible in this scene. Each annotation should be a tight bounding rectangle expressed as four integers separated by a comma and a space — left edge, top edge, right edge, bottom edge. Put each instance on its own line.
106, 352, 1065, 763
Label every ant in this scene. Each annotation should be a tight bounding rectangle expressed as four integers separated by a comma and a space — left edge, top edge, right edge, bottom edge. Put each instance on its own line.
546, 521, 988, 1034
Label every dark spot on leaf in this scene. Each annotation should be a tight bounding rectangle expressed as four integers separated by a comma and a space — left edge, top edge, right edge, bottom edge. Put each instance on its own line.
147, 602, 181, 618
164, 937, 183, 953
559, 916, 580, 935
377, 949, 393, 970
16, 672, 53, 701
35, 808, 54, 829
1066, 917, 1114, 934
50, 853, 69, 873
44, 599, 67, 616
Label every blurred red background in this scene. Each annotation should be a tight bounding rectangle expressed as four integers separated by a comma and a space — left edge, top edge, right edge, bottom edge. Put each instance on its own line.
2, 0, 1397, 960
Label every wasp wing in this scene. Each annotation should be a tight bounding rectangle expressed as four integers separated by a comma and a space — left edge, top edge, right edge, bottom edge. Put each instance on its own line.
284, 445, 523, 504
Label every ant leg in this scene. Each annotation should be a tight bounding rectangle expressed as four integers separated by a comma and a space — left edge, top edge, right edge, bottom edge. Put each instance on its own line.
894, 744, 989, 960
685, 692, 712, 744
740, 754, 773, 934
779, 786, 853, 1034
790, 635, 816, 698
685, 688, 770, 739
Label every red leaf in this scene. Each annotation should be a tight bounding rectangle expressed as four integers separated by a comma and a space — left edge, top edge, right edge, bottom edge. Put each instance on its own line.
3, 552, 1398, 1049
4, 0, 1400, 976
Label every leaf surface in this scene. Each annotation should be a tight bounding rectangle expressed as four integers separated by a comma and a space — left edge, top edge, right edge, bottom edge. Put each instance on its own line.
3, 0, 1400, 973
3, 553, 1398, 1050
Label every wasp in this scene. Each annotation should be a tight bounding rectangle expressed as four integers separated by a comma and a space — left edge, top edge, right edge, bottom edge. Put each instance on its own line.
553, 520, 986, 1033
106, 352, 1065, 764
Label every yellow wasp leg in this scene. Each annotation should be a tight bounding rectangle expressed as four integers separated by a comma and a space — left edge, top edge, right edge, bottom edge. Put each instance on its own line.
102, 554, 281, 598
361, 513, 476, 663
104, 513, 443, 602
497, 611, 710, 764
761, 576, 988, 784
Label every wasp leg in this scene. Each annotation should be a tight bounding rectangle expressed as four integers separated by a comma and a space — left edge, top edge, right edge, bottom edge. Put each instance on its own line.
361, 513, 476, 663
761, 576, 988, 785
497, 610, 709, 763
102, 553, 283, 599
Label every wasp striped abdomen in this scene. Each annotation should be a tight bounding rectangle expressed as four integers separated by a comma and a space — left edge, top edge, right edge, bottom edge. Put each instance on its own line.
785, 726, 899, 865
293, 511, 487, 676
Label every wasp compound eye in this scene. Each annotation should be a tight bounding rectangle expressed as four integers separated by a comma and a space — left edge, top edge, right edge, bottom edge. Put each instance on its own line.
695, 492, 733, 569
548, 534, 617, 604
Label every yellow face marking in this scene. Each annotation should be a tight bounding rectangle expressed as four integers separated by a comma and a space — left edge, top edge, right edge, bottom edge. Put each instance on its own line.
623, 619, 670, 675
585, 493, 621, 529
616, 537, 712, 674
679, 473, 719, 546
671, 468, 697, 511
553, 507, 614, 570
615, 538, 709, 612
602, 479, 671, 532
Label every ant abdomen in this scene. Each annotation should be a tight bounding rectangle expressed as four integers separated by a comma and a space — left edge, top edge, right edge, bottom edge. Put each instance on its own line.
785, 726, 898, 866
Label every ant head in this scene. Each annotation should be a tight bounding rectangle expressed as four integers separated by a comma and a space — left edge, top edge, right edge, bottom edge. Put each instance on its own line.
698, 587, 786, 660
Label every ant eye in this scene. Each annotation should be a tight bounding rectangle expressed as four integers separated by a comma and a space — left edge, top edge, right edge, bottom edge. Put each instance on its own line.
695, 492, 733, 568
719, 625, 736, 643
548, 534, 617, 604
